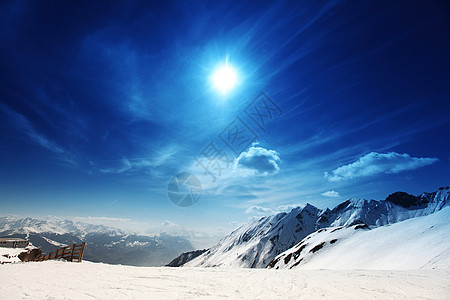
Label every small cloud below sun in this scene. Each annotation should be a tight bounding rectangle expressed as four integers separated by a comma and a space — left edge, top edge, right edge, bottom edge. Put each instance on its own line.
234, 144, 281, 176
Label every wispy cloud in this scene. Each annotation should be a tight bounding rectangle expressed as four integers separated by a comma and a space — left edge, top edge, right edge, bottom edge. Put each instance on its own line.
0, 104, 65, 154
97, 158, 152, 174
92, 145, 179, 175
234, 145, 281, 176
321, 190, 340, 198
325, 152, 439, 182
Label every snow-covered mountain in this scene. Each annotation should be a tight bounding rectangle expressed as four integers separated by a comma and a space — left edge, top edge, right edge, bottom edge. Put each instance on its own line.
269, 205, 450, 270
185, 204, 321, 268
185, 187, 450, 268
0, 216, 194, 267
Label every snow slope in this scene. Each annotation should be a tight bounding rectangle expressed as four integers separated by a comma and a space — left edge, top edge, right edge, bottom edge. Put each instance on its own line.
166, 249, 207, 267
0, 247, 28, 264
186, 204, 322, 268
186, 188, 450, 268
269, 206, 450, 270
0, 261, 449, 299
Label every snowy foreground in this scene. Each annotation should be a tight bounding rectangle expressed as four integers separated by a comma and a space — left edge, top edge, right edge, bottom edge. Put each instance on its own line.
1, 261, 449, 299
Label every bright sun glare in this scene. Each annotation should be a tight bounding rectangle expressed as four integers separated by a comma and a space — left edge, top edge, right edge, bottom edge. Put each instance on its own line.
211, 59, 238, 94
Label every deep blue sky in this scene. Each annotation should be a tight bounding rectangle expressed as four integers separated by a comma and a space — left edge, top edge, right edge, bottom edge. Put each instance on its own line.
1, 0, 449, 246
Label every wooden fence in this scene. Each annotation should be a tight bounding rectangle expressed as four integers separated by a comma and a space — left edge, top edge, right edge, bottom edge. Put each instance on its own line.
34, 242, 86, 263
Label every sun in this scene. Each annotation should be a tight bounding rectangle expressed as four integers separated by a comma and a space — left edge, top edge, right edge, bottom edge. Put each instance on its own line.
211, 59, 238, 94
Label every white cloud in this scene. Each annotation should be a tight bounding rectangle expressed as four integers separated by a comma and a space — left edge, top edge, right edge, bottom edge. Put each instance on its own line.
275, 204, 303, 212
161, 220, 178, 227
68, 216, 151, 234
229, 221, 243, 227
244, 203, 303, 216
234, 145, 281, 176
321, 190, 340, 198
248, 215, 265, 222
245, 205, 273, 215
145, 221, 227, 249
325, 152, 439, 182
72, 216, 132, 223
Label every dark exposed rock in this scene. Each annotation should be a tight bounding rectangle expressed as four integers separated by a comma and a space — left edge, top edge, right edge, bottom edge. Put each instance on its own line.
334, 200, 351, 212
331, 227, 344, 233
284, 253, 293, 264
293, 244, 307, 259
309, 242, 325, 254
166, 249, 207, 267
270, 234, 279, 243
354, 224, 369, 230
289, 258, 303, 269
385, 192, 425, 208
18, 248, 42, 262
267, 256, 282, 268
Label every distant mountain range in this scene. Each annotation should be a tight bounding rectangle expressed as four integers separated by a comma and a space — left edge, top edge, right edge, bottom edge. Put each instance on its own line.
0, 217, 194, 267
180, 187, 450, 268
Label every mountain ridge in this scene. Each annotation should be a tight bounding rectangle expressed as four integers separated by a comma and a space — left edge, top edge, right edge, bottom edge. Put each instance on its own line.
269, 204, 450, 270
184, 187, 449, 268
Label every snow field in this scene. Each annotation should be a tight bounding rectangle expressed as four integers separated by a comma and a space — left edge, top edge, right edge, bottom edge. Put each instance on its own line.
1, 261, 449, 299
